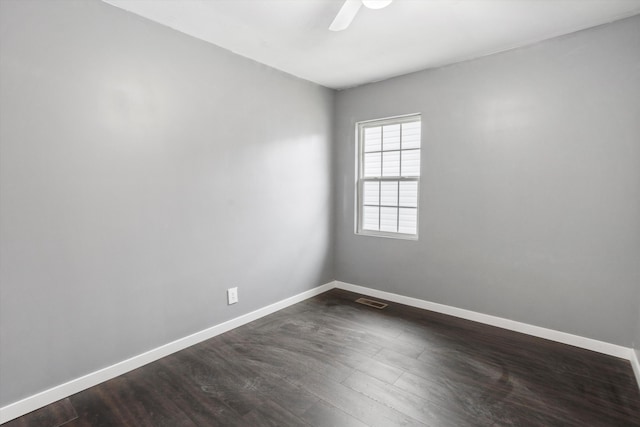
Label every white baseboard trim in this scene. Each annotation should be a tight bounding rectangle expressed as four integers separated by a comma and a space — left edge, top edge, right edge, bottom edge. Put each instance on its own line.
631, 349, 640, 390
0, 281, 336, 424
334, 281, 633, 361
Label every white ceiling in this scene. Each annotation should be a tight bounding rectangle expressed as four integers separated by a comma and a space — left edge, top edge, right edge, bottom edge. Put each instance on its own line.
102, 0, 640, 89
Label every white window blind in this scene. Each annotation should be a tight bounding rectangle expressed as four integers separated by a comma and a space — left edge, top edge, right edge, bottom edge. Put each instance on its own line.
356, 115, 421, 238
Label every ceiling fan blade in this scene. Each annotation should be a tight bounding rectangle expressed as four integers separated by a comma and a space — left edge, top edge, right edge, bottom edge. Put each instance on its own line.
362, 0, 393, 9
329, 0, 362, 32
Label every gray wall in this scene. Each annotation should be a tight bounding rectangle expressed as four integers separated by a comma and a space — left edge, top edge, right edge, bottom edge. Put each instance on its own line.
334, 15, 640, 347
0, 0, 334, 406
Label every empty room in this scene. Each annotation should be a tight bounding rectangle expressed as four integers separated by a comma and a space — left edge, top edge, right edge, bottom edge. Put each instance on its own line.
1, 0, 640, 425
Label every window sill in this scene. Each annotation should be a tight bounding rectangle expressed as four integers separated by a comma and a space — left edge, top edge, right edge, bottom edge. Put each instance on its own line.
355, 230, 418, 241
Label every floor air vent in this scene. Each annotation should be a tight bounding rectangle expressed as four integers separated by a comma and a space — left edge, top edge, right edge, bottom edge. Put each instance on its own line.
355, 297, 388, 309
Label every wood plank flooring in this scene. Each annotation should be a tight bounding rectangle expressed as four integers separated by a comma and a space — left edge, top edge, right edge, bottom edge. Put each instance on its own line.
5, 289, 640, 426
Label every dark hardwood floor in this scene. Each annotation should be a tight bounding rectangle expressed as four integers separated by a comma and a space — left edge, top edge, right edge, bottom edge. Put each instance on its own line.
5, 289, 640, 426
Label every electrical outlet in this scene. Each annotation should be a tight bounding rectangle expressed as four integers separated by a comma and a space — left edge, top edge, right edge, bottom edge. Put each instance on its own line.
227, 287, 238, 305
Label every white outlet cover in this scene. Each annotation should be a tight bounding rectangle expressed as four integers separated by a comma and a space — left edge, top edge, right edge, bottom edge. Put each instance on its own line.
227, 287, 238, 305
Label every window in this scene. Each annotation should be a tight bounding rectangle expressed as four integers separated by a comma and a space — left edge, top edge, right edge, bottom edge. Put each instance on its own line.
356, 114, 421, 239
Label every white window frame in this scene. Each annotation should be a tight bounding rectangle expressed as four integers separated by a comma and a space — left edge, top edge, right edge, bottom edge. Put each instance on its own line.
355, 113, 421, 240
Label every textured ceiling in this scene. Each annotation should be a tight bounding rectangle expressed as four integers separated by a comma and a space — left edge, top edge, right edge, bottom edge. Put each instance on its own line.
102, 0, 640, 89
